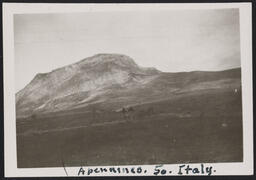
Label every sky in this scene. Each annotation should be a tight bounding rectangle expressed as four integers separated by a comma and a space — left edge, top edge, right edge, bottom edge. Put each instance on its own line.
14, 8, 240, 92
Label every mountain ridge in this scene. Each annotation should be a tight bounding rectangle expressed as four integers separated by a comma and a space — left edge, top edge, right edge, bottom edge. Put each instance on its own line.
16, 53, 241, 118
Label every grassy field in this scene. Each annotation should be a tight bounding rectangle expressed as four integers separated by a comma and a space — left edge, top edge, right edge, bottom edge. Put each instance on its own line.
16, 88, 243, 168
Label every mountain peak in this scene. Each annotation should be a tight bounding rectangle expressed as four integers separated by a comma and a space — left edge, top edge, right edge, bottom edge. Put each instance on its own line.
77, 53, 138, 68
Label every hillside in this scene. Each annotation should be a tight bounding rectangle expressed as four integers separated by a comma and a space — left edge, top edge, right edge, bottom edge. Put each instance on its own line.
16, 53, 241, 118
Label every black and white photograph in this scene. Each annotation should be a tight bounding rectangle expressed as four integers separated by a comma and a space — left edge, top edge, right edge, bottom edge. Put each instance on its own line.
3, 3, 253, 177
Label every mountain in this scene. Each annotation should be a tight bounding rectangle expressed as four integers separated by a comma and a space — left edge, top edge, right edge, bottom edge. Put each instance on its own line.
16, 54, 160, 117
16, 53, 241, 118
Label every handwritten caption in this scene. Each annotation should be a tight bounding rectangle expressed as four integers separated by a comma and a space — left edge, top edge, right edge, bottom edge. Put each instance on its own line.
77, 164, 216, 176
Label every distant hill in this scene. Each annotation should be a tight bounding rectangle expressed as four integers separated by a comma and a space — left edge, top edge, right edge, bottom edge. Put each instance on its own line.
16, 53, 241, 118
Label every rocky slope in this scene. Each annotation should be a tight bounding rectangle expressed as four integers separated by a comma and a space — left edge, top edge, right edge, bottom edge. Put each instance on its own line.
16, 54, 160, 117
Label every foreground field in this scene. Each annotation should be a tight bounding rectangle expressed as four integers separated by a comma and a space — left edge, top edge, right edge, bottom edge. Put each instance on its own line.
17, 88, 243, 168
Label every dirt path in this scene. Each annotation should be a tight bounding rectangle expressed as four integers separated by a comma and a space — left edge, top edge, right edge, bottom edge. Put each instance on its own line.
17, 119, 128, 136
17, 112, 193, 136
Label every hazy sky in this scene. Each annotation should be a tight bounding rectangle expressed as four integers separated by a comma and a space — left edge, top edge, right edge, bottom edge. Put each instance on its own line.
14, 9, 240, 92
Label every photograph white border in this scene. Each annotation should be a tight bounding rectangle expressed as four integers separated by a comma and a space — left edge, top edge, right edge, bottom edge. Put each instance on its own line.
3, 3, 253, 177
